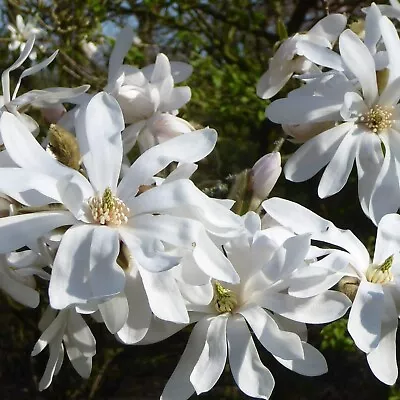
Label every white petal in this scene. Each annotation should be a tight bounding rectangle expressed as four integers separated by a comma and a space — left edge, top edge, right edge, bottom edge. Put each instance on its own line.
138, 315, 186, 345
0, 211, 75, 253
256, 291, 351, 324
274, 342, 328, 376
160, 86, 191, 112
0, 112, 73, 177
256, 66, 293, 99
75, 92, 124, 192
108, 26, 134, 85
161, 317, 212, 400
139, 266, 189, 323
240, 306, 304, 360
348, 280, 384, 353
367, 293, 398, 385
38, 338, 63, 391
296, 42, 343, 70
364, 4, 382, 53
339, 29, 378, 105
369, 132, 400, 225
190, 315, 228, 394
66, 311, 96, 357
284, 122, 351, 182
169, 61, 193, 83
118, 128, 217, 200
355, 129, 384, 216
227, 315, 275, 399
380, 16, 400, 83
98, 294, 129, 334
378, 76, 400, 106
374, 213, 400, 265
267, 96, 342, 124
117, 264, 152, 344
88, 226, 125, 299
318, 126, 358, 198
308, 13, 347, 43
1, 269, 39, 307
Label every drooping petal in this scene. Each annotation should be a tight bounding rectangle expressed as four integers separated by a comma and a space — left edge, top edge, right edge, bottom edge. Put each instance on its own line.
190, 315, 228, 394
66, 311, 96, 357
75, 92, 124, 192
98, 294, 129, 334
227, 315, 275, 399
139, 266, 189, 324
161, 317, 212, 400
318, 126, 359, 198
348, 280, 384, 353
240, 306, 304, 360
116, 263, 152, 344
274, 342, 328, 376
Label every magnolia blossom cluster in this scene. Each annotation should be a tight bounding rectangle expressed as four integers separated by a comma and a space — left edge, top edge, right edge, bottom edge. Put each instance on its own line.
2, 2, 400, 398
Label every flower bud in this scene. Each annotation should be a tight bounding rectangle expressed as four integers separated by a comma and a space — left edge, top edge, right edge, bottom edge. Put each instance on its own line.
251, 152, 281, 201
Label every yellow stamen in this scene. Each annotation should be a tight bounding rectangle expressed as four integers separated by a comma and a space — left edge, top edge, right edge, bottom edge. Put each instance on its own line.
213, 282, 237, 314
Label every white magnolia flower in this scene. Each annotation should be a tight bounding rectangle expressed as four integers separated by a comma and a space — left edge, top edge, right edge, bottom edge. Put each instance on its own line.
256, 13, 347, 99
0, 92, 241, 312
7, 15, 44, 60
160, 212, 350, 399
104, 26, 193, 153
32, 306, 96, 391
267, 17, 400, 224
263, 197, 400, 385
365, 0, 400, 21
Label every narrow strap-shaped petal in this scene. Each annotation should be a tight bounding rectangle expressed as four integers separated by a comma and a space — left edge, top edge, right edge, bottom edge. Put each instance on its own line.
227, 315, 275, 399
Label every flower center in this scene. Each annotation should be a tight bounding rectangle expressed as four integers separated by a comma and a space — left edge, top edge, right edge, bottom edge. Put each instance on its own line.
88, 187, 130, 226
366, 255, 394, 285
359, 105, 393, 133
213, 282, 238, 314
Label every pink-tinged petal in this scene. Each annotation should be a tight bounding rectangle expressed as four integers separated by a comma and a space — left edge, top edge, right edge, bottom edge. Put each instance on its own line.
117, 263, 152, 344
75, 92, 124, 192
318, 127, 359, 198
339, 29, 378, 105
0, 211, 76, 253
380, 17, 400, 83
240, 306, 304, 360
118, 128, 217, 200
284, 122, 352, 182
190, 315, 228, 394
98, 294, 129, 334
267, 96, 342, 124
348, 280, 384, 353
374, 214, 400, 265
139, 266, 189, 324
161, 317, 212, 400
88, 226, 125, 299
356, 128, 384, 216
0, 112, 72, 177
367, 292, 398, 385
274, 342, 328, 376
369, 132, 400, 225
256, 291, 351, 323
227, 315, 275, 399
